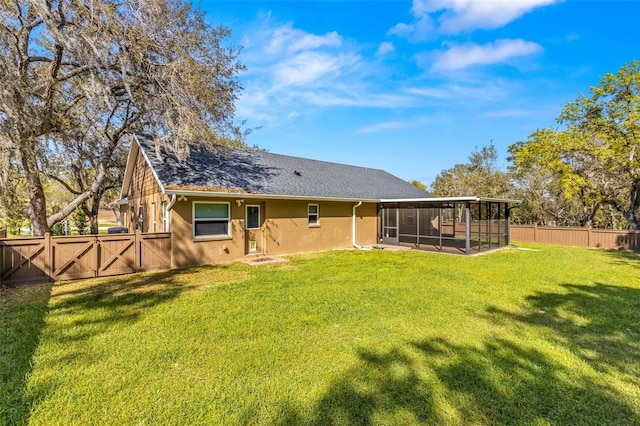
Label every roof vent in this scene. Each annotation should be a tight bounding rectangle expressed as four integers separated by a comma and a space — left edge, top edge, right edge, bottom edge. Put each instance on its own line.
294, 170, 302, 176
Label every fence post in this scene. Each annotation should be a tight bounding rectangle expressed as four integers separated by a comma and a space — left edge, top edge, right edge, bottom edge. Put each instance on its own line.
533, 224, 537, 243
43, 232, 52, 282
587, 226, 591, 248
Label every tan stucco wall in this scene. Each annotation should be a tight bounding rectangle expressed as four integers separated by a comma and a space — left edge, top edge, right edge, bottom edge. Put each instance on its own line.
261, 200, 377, 256
170, 197, 378, 268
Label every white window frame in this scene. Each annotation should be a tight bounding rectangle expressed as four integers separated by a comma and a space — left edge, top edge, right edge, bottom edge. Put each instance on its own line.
308, 203, 319, 226
245, 205, 260, 230
151, 202, 157, 232
138, 206, 144, 231
192, 201, 231, 239
162, 201, 169, 232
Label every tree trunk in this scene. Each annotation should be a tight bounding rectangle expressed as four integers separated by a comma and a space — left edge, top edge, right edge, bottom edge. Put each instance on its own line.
88, 191, 103, 235
19, 140, 50, 236
617, 179, 640, 230
622, 210, 640, 230
46, 159, 109, 231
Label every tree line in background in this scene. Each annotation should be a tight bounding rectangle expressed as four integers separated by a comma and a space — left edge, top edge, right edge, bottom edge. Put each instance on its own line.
430, 60, 639, 229
0, 1, 637, 234
1, 0, 246, 236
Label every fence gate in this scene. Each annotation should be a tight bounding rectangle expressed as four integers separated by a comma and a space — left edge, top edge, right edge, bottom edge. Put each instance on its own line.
51, 236, 99, 281
98, 234, 137, 277
0, 238, 49, 284
1, 232, 171, 285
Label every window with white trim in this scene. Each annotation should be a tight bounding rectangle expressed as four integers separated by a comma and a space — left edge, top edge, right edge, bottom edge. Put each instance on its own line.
138, 206, 144, 230
152, 203, 157, 232
162, 202, 169, 232
193, 202, 230, 238
308, 204, 319, 226
246, 205, 260, 230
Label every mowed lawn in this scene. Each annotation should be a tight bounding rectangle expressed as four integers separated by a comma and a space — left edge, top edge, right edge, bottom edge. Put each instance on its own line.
2, 245, 639, 425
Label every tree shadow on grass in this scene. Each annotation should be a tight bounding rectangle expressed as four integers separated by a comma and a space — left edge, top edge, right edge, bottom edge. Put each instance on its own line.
275, 281, 640, 425
487, 282, 640, 381
0, 282, 52, 426
3, 265, 228, 425
414, 337, 637, 424
602, 248, 640, 268
276, 346, 440, 426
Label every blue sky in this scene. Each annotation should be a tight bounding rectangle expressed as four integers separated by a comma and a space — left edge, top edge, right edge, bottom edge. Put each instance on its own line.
199, 0, 639, 186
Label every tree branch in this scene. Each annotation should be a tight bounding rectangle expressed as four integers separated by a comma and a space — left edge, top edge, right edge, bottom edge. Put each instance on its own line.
44, 172, 82, 196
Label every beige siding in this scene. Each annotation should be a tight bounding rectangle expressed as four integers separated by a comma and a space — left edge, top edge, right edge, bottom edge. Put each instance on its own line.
121, 150, 169, 233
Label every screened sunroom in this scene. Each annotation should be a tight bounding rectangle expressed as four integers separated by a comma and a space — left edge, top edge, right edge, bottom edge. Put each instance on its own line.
378, 197, 520, 255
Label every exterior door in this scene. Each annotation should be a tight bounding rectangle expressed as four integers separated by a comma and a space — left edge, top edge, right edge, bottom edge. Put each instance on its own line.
245, 204, 262, 254
381, 207, 399, 245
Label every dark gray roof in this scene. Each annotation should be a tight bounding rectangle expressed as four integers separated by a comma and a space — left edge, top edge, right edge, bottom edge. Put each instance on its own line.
136, 135, 433, 200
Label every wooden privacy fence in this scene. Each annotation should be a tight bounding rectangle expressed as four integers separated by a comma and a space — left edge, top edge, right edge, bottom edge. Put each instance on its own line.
511, 225, 640, 251
0, 231, 171, 285
0, 226, 6, 238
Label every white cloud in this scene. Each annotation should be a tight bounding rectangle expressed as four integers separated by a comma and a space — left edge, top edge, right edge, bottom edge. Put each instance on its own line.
408, 82, 509, 102
273, 51, 357, 86
376, 42, 396, 58
238, 20, 388, 125
391, 0, 560, 39
357, 120, 412, 134
428, 39, 543, 71
265, 23, 342, 55
303, 90, 415, 108
236, 12, 536, 131
388, 15, 435, 41
480, 108, 530, 118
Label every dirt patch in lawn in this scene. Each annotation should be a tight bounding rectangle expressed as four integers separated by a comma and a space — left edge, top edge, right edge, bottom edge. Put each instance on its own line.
241, 256, 289, 266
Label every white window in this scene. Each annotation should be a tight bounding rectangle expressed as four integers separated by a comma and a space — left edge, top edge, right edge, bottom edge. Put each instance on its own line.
152, 203, 157, 232
162, 202, 169, 232
308, 204, 319, 226
193, 202, 230, 238
246, 205, 260, 230
138, 206, 144, 230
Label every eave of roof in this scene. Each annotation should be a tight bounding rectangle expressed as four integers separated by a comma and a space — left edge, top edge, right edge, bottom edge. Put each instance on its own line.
380, 196, 522, 204
120, 136, 166, 200
163, 188, 381, 203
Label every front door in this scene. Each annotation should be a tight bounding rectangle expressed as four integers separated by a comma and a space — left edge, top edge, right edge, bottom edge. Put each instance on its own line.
245, 204, 262, 254
381, 207, 399, 245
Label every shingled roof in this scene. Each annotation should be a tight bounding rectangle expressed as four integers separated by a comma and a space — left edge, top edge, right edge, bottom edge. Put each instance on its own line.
128, 134, 433, 201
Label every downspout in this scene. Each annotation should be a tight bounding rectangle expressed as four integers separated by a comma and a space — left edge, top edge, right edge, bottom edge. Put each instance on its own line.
353, 201, 363, 249
165, 194, 177, 269
166, 194, 177, 212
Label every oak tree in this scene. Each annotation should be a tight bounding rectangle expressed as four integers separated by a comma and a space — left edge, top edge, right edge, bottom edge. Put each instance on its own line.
508, 61, 640, 228
0, 0, 245, 235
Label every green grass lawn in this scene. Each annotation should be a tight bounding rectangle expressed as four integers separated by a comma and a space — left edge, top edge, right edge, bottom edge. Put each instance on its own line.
2, 244, 639, 425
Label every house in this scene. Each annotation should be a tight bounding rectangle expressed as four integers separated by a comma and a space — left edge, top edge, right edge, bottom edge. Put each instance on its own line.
119, 135, 518, 268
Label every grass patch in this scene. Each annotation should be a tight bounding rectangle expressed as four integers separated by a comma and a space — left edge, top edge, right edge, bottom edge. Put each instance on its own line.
2, 245, 639, 425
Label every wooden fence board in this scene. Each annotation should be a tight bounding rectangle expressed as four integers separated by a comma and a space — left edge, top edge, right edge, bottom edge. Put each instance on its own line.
511, 225, 640, 251
0, 232, 171, 285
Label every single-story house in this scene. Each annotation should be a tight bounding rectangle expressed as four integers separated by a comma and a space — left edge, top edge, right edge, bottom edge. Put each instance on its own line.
119, 134, 519, 268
